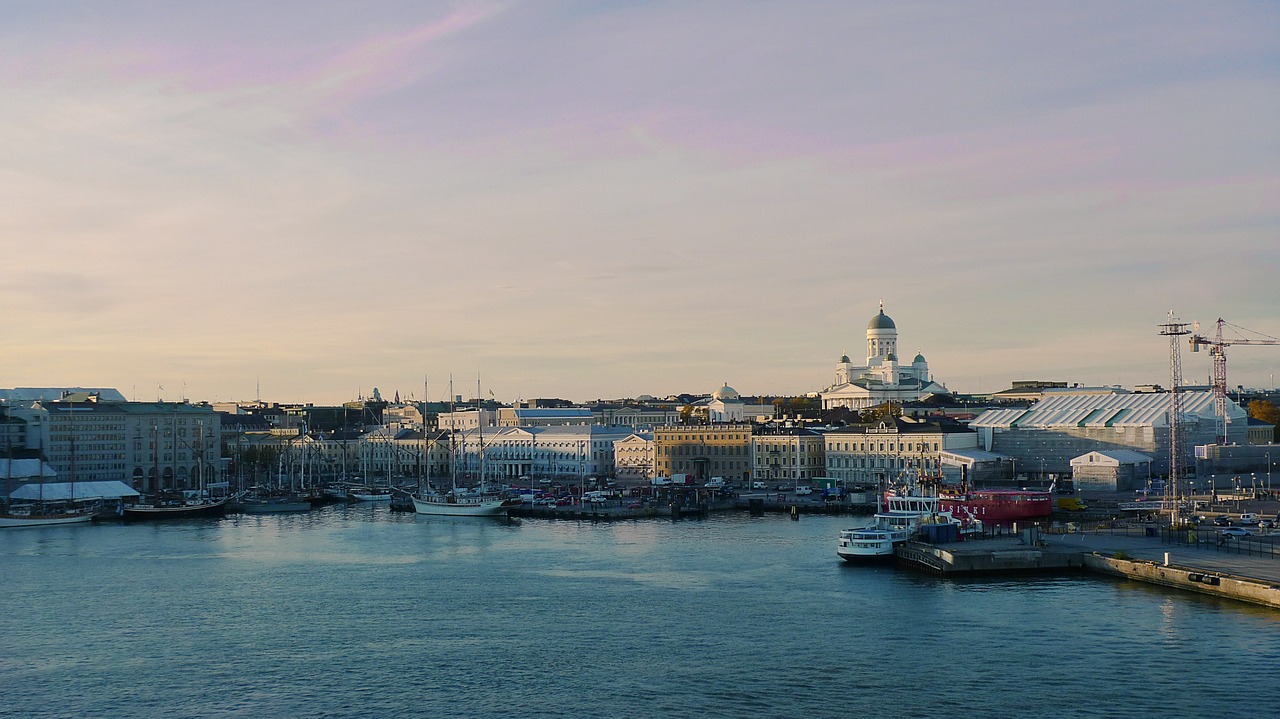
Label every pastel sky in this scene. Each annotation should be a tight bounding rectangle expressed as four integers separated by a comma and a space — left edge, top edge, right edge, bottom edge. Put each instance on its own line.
3, 1, 1279, 404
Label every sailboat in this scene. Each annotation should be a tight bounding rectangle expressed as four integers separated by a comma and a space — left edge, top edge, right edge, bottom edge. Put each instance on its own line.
241, 449, 312, 513
412, 378, 515, 517
122, 420, 229, 521
1, 407, 95, 528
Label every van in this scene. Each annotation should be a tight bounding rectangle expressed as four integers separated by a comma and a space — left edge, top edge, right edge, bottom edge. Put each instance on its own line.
1056, 497, 1087, 511
752, 481, 766, 490
1239, 513, 1259, 525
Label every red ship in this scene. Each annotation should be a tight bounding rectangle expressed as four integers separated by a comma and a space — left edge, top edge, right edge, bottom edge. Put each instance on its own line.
884, 478, 1054, 528
937, 487, 1053, 526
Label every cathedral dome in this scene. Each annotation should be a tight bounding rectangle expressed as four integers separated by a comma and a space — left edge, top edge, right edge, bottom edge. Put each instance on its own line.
913, 353, 926, 364
868, 309, 896, 330
886, 352, 898, 362
839, 354, 851, 363
712, 383, 740, 401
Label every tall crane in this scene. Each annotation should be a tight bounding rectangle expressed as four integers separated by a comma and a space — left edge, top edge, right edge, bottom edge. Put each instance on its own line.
1188, 318, 1280, 444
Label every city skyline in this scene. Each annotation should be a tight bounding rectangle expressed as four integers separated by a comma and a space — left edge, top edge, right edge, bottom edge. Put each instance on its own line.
4, 2, 1278, 405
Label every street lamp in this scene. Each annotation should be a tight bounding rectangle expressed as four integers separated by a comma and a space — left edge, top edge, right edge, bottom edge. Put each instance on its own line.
1267, 452, 1272, 496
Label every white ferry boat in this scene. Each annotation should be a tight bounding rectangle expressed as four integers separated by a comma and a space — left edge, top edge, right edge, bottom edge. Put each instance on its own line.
836, 484, 978, 562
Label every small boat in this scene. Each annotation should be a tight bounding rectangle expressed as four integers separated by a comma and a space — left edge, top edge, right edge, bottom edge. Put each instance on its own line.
836, 510, 921, 562
411, 492, 516, 517
0, 503, 97, 528
121, 495, 230, 521
241, 495, 312, 514
348, 486, 393, 502
837, 481, 977, 562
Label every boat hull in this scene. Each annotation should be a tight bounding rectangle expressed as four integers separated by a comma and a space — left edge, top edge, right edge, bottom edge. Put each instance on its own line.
939, 491, 1052, 526
0, 512, 96, 528
837, 528, 905, 562
241, 500, 312, 514
122, 498, 230, 521
411, 496, 511, 517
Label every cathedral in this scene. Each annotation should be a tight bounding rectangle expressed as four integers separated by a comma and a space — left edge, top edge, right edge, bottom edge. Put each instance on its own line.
819, 303, 949, 410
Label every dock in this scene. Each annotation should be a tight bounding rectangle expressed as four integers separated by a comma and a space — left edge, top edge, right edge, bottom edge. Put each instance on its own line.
894, 525, 1280, 610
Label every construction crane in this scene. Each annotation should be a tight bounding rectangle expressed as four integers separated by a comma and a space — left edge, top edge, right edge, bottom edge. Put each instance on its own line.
1188, 318, 1280, 444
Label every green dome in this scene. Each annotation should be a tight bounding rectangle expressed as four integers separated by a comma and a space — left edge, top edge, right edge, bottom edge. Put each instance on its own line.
868, 310, 896, 330
913, 353, 926, 363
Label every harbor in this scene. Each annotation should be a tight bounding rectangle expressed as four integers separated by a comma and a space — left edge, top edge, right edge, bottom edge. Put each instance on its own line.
4, 508, 1277, 719
894, 525, 1280, 609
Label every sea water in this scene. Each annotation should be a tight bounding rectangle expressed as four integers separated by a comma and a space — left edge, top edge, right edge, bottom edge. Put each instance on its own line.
2, 506, 1278, 719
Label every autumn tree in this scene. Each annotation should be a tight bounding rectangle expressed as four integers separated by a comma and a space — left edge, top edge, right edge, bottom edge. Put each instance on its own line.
1248, 400, 1280, 442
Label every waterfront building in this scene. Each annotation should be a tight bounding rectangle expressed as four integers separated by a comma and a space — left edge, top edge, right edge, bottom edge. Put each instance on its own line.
453, 425, 633, 482
356, 427, 451, 480
613, 431, 655, 484
822, 416, 977, 486
653, 424, 753, 483
937, 448, 1014, 485
820, 303, 949, 410
1070, 450, 1154, 492
971, 389, 1243, 478
751, 427, 825, 483
26, 396, 221, 492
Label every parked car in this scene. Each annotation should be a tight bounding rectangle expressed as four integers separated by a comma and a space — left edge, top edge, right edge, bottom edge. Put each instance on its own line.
795, 486, 813, 495
1221, 527, 1252, 538
1258, 519, 1275, 530
1213, 515, 1232, 526
1239, 513, 1259, 525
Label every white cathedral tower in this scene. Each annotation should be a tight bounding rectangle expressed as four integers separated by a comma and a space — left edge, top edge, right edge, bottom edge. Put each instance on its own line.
821, 303, 947, 411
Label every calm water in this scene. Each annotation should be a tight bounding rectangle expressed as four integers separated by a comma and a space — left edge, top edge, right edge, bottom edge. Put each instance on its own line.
3, 506, 1279, 719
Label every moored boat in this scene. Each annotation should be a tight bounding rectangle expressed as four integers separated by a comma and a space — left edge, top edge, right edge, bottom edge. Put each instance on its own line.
122, 495, 230, 521
0, 504, 97, 528
937, 487, 1052, 526
411, 492, 516, 517
240, 495, 312, 514
348, 486, 393, 502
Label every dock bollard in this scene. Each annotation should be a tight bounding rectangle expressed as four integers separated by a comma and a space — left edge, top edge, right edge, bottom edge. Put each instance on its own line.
790, 505, 799, 521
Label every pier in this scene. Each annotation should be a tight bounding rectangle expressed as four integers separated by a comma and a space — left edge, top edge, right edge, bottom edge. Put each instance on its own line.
894, 524, 1280, 610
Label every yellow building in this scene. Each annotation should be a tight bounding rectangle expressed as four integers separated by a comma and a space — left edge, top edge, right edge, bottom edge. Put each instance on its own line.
654, 424, 753, 483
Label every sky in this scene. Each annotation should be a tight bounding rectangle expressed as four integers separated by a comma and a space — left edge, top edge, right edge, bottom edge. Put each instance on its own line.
3, 1, 1279, 405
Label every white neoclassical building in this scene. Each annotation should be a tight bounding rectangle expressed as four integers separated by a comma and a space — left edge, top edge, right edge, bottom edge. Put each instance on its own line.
820, 303, 949, 411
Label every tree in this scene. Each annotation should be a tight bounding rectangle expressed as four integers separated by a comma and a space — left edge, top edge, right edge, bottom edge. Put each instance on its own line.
1247, 400, 1280, 442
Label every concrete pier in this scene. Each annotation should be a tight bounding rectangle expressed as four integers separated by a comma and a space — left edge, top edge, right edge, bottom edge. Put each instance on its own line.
895, 528, 1280, 610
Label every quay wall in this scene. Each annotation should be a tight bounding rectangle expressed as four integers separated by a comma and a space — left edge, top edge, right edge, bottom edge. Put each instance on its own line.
896, 541, 1083, 575
1080, 553, 1280, 610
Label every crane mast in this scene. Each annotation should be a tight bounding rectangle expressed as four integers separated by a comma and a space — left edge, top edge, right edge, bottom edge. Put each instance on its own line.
1188, 317, 1280, 445
1158, 313, 1190, 524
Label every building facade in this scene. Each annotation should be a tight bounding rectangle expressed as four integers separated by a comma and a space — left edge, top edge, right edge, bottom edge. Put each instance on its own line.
971, 390, 1243, 478
613, 432, 655, 484
751, 427, 825, 483
33, 398, 222, 492
653, 424, 753, 482
453, 425, 634, 482
822, 416, 977, 486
